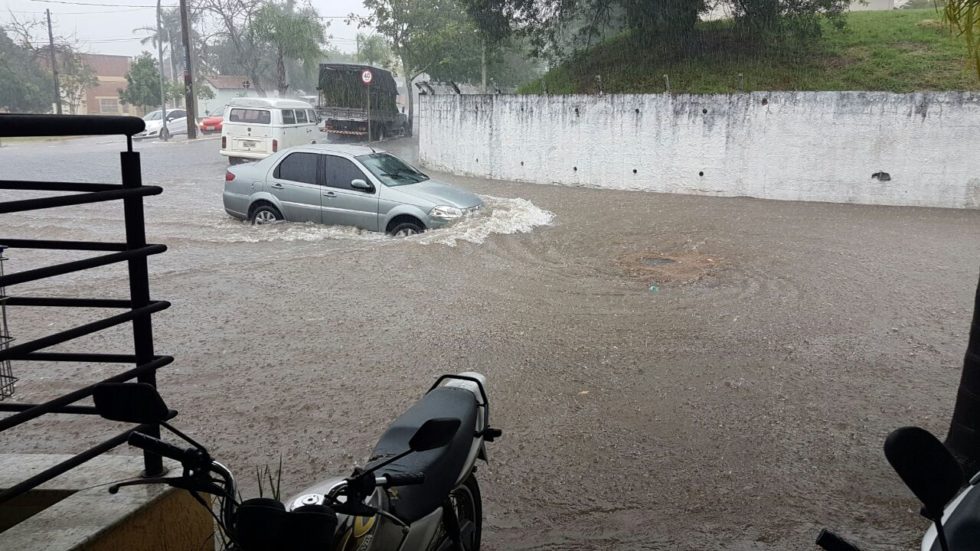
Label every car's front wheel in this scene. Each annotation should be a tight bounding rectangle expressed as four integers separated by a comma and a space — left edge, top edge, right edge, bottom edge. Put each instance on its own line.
389, 220, 424, 237
250, 204, 283, 225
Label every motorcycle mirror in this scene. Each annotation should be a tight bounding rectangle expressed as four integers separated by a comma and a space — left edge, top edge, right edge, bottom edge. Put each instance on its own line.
884, 426, 965, 519
409, 418, 460, 452
93, 382, 171, 424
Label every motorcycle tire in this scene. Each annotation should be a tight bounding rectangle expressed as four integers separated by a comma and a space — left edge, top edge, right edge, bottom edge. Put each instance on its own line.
429, 474, 482, 551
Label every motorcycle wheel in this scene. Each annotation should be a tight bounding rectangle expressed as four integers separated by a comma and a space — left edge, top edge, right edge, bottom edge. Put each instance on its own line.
430, 474, 482, 551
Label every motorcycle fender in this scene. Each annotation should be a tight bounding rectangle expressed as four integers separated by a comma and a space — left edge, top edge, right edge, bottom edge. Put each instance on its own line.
397, 507, 443, 551
478, 441, 488, 462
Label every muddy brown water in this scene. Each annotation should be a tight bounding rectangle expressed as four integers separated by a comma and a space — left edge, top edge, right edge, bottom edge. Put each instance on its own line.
1, 136, 979, 549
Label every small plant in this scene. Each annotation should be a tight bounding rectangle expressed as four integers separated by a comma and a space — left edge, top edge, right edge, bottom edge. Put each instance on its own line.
253, 456, 284, 502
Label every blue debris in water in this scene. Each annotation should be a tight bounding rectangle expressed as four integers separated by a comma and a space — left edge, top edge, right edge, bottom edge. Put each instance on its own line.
649, 285, 659, 294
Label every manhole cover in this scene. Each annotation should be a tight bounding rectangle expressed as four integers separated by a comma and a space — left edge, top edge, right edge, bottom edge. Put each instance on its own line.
642, 257, 676, 267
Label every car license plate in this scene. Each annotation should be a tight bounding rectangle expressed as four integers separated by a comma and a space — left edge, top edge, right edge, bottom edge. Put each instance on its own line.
240, 140, 256, 149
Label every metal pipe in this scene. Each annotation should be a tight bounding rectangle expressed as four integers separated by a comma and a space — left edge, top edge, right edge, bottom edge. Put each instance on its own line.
0, 186, 163, 215
120, 150, 164, 476
0, 181, 118, 192
0, 302, 169, 362
0, 239, 128, 252
0, 404, 97, 414
0, 355, 172, 432
4, 297, 131, 308
15, 353, 137, 362
0, 246, 166, 287
0, 424, 155, 505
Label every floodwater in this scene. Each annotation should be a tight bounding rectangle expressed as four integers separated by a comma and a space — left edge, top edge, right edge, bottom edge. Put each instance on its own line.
1, 135, 979, 550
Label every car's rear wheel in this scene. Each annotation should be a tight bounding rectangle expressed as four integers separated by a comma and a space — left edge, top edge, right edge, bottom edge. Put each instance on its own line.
250, 204, 283, 225
389, 220, 424, 237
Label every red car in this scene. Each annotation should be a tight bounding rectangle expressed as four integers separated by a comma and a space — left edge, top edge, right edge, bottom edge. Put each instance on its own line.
199, 115, 223, 134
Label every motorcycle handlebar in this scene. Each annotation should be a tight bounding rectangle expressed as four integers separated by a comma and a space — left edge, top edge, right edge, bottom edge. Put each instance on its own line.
128, 431, 200, 467
379, 473, 425, 488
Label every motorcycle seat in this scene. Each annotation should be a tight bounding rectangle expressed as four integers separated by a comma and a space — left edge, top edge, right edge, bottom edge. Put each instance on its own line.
370, 387, 479, 523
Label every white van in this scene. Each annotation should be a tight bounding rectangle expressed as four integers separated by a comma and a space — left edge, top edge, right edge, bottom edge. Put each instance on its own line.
220, 98, 320, 164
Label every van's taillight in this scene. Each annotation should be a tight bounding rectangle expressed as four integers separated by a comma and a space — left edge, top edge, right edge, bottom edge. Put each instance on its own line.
221, 136, 226, 148
272, 139, 278, 152
225, 171, 235, 182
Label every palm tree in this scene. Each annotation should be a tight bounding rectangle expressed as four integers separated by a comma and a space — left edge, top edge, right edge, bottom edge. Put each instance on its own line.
943, 0, 980, 77
251, 3, 325, 96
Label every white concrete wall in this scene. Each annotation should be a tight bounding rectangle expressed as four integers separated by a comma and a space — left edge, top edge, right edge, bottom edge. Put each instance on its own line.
418, 92, 980, 209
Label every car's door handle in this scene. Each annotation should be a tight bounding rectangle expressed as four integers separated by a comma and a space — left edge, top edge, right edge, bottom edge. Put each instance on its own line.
271, 183, 284, 189
322, 191, 336, 197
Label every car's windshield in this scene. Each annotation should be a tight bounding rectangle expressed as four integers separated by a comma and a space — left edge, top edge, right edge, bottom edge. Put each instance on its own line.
355, 153, 429, 187
143, 111, 162, 121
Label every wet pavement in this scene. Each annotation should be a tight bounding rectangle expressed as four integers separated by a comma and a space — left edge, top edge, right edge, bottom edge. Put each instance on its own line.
1, 134, 979, 550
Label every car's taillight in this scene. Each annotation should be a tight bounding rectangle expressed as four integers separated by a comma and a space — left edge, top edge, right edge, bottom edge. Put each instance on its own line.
221, 136, 226, 148
272, 139, 278, 152
225, 171, 235, 182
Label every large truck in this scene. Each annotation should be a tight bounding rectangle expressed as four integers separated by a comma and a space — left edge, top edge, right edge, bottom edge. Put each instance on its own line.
317, 63, 408, 141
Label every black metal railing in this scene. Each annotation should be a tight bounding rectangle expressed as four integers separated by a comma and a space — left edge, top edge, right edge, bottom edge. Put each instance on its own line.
0, 114, 172, 505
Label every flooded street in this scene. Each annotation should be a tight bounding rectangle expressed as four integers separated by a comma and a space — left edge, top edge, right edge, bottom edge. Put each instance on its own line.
2, 135, 979, 550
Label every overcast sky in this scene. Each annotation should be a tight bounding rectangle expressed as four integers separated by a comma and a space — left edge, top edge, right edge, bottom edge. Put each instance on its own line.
2, 0, 370, 57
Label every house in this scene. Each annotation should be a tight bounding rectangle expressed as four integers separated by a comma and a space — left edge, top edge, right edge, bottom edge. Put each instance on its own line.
78, 54, 133, 115
197, 75, 261, 117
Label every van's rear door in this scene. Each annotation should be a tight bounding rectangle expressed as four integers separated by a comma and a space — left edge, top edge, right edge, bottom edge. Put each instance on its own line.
225, 108, 273, 154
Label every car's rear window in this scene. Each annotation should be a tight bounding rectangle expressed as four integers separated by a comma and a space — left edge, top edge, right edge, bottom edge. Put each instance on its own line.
228, 109, 271, 124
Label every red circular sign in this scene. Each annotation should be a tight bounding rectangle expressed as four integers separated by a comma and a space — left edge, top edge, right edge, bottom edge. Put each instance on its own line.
361, 69, 373, 85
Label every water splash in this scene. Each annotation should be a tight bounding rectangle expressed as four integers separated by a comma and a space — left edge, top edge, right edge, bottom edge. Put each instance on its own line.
417, 195, 555, 246
152, 194, 554, 246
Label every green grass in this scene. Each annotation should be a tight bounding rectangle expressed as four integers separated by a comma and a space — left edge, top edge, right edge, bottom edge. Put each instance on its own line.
521, 9, 980, 94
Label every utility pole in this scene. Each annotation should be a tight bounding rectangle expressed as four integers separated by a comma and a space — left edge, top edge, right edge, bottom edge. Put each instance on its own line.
45, 10, 62, 114
178, 0, 197, 139
156, 0, 169, 140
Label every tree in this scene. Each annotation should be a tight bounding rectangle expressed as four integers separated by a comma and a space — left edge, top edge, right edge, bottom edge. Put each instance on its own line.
356, 33, 394, 69
134, 6, 209, 85
4, 14, 101, 113
943, 0, 980, 77
198, 0, 270, 94
358, 0, 480, 132
251, 3, 326, 96
119, 53, 164, 112
0, 28, 50, 112
58, 50, 98, 114
725, 0, 848, 41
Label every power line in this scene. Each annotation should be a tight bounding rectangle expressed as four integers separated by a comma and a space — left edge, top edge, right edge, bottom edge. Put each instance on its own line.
30, 0, 174, 7
31, 0, 352, 16
8, 7, 148, 14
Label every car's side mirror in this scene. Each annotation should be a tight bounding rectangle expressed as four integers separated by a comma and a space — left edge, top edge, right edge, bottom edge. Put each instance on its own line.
350, 179, 374, 192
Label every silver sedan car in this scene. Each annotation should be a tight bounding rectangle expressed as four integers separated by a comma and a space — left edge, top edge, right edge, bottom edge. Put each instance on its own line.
222, 144, 483, 235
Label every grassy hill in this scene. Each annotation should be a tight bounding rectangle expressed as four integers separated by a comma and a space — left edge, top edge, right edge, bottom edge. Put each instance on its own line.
520, 9, 980, 94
